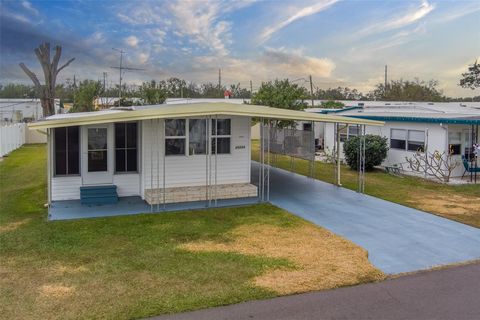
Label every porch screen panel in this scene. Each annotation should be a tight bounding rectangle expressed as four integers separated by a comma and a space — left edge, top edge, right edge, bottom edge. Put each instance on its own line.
189, 119, 206, 155
54, 126, 80, 176
448, 132, 461, 155
115, 122, 138, 172
211, 119, 231, 154
266, 126, 314, 161
165, 119, 186, 155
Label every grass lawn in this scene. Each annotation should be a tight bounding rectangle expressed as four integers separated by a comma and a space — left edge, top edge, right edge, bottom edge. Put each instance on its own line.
0, 144, 384, 320
251, 140, 480, 228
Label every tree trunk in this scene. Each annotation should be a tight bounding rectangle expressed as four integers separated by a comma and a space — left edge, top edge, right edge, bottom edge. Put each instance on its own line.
19, 42, 75, 117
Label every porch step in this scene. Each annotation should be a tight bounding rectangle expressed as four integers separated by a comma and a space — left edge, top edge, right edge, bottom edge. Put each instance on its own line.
80, 185, 118, 205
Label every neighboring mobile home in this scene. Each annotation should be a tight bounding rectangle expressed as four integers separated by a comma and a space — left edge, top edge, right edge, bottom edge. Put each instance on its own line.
314, 102, 480, 178
29, 102, 380, 217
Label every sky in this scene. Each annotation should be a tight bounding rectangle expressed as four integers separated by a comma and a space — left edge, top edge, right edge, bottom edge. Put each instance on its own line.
1, 0, 479, 97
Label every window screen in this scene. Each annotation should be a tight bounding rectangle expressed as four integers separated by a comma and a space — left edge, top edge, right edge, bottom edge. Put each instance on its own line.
390, 129, 407, 150
189, 119, 207, 155
407, 130, 425, 152
165, 119, 186, 156
211, 119, 231, 154
54, 126, 79, 175
115, 122, 138, 172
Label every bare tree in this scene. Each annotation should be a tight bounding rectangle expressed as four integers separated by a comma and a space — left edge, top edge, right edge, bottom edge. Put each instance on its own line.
406, 150, 459, 183
19, 43, 75, 117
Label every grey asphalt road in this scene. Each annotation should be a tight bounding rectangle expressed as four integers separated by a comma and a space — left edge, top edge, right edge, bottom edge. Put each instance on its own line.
151, 262, 480, 320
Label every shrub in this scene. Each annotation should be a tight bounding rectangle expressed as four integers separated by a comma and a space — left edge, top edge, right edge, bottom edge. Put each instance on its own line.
343, 134, 388, 171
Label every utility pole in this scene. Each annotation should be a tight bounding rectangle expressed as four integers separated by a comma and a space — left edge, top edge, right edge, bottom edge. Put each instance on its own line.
384, 65, 388, 93
309, 74, 314, 107
250, 80, 253, 97
218, 68, 222, 89
103, 72, 107, 93
111, 48, 144, 107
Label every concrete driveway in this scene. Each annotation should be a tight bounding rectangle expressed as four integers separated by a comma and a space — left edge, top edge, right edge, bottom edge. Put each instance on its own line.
252, 163, 480, 274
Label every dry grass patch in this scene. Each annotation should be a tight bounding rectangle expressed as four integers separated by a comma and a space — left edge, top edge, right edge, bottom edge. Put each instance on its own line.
39, 284, 75, 298
0, 218, 31, 233
181, 223, 385, 294
408, 193, 480, 227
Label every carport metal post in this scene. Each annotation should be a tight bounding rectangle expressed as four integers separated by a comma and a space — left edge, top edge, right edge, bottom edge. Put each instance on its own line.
335, 122, 341, 186
357, 124, 366, 193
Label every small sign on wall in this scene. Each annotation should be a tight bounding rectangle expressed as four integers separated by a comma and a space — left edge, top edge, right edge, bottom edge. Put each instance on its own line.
235, 145, 246, 150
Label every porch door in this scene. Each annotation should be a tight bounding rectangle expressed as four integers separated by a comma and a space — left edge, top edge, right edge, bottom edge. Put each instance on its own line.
82, 124, 114, 185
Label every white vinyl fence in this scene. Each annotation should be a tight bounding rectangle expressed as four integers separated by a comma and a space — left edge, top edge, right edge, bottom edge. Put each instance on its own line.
0, 123, 26, 157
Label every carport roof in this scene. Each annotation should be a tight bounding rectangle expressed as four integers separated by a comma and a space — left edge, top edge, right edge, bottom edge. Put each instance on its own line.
28, 102, 383, 130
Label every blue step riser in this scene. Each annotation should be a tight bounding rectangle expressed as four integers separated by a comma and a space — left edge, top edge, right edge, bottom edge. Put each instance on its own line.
81, 197, 118, 205
80, 185, 118, 205
81, 190, 118, 197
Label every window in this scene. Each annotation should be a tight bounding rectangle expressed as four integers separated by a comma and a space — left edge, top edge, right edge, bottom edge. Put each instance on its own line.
339, 126, 348, 142
165, 119, 186, 155
390, 129, 425, 152
115, 122, 138, 172
87, 128, 108, 172
390, 129, 407, 150
339, 125, 358, 142
448, 132, 461, 155
54, 126, 79, 175
189, 119, 207, 155
407, 130, 425, 152
212, 119, 231, 154
348, 126, 359, 137
303, 123, 312, 131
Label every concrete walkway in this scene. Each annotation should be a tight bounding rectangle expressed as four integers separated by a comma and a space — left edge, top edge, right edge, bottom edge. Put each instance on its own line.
152, 262, 480, 320
252, 163, 480, 274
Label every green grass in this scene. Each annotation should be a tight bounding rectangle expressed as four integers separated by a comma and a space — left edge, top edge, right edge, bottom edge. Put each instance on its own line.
0, 144, 382, 319
252, 140, 480, 228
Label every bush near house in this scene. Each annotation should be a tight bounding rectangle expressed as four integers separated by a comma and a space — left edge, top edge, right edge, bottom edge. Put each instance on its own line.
343, 134, 388, 171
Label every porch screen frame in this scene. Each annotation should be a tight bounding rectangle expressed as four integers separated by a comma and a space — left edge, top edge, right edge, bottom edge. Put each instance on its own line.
53, 126, 80, 176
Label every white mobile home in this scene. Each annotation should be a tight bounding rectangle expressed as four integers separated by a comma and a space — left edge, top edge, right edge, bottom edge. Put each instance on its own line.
29, 102, 380, 219
316, 102, 480, 178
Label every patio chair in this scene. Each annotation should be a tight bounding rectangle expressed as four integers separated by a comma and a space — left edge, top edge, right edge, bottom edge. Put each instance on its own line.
461, 155, 480, 179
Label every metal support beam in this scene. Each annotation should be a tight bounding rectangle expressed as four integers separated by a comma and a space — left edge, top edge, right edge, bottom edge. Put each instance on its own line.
335, 122, 341, 186
357, 124, 366, 193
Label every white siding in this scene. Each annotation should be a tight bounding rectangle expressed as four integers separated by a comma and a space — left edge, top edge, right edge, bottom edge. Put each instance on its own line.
52, 176, 81, 200
113, 174, 140, 197
141, 116, 251, 198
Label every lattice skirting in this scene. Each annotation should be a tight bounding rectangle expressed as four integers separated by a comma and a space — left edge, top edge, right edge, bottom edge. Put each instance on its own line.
145, 183, 258, 205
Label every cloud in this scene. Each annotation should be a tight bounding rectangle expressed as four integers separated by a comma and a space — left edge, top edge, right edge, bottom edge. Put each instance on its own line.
125, 35, 139, 47
259, 0, 339, 43
189, 47, 335, 84
21, 1, 39, 16
356, 0, 434, 37
138, 52, 149, 64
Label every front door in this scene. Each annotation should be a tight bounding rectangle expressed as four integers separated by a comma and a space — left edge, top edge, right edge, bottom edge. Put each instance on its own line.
82, 124, 113, 185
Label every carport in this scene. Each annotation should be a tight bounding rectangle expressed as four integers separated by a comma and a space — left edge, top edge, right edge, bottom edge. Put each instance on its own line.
252, 163, 480, 274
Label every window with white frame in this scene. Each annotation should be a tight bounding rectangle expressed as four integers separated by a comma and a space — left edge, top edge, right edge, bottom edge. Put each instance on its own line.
390, 128, 425, 152
407, 130, 425, 152
211, 118, 231, 154
448, 131, 461, 155
165, 119, 186, 155
189, 119, 207, 155
115, 122, 138, 172
390, 129, 407, 150
339, 125, 358, 142
54, 126, 80, 176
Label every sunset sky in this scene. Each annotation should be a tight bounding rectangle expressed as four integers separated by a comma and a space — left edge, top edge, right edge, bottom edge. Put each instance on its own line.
1, 0, 479, 97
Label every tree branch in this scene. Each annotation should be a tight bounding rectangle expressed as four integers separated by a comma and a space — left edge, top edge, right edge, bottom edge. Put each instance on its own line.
19, 63, 42, 88
56, 57, 75, 75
